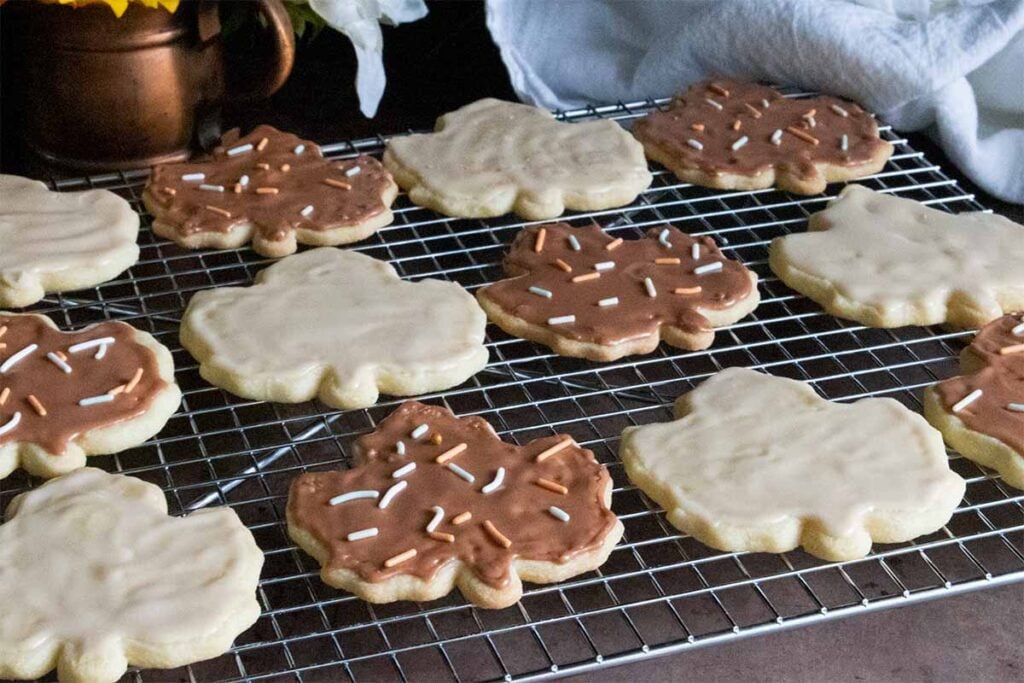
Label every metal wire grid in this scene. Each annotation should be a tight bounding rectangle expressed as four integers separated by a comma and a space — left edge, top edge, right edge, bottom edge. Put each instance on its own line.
1, 92, 1022, 683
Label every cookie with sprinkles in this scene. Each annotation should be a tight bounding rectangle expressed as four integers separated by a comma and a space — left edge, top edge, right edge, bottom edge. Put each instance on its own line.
924, 315, 1024, 490
633, 80, 892, 195
0, 313, 181, 481
286, 401, 622, 608
476, 222, 760, 361
142, 125, 398, 258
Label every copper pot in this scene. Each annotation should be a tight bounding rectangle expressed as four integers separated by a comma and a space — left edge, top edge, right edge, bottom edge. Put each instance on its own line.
7, 0, 295, 171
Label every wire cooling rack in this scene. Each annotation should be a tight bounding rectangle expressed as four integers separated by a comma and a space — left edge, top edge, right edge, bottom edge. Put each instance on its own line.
2, 92, 1022, 683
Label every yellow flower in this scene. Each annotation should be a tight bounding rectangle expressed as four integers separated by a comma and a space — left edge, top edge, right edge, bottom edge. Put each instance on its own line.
37, 0, 180, 17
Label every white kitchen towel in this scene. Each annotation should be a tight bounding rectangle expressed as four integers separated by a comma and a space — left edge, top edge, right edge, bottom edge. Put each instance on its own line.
486, 0, 1024, 204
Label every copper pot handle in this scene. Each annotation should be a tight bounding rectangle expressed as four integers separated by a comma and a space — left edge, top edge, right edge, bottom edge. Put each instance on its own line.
214, 0, 295, 103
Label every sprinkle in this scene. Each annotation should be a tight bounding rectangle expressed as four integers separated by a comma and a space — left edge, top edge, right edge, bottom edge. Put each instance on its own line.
529, 286, 553, 298
162, 186, 177, 196
483, 520, 512, 548
452, 511, 472, 525
805, 116, 817, 129
1, 344, 38, 373
255, 163, 270, 170
675, 286, 704, 295
384, 548, 417, 568
78, 393, 115, 407
655, 258, 681, 265
300, 205, 315, 217
694, 262, 724, 275
547, 315, 576, 326
786, 126, 820, 145
952, 389, 983, 413
535, 478, 568, 495
329, 490, 379, 506
435, 442, 467, 464
392, 462, 416, 478
731, 136, 749, 151
830, 104, 850, 117
598, 297, 620, 307
481, 467, 506, 494
659, 228, 672, 248
411, 424, 429, 439
0, 411, 20, 437
548, 506, 571, 523
1006, 403, 1024, 413
256, 137, 269, 151
323, 179, 352, 190
432, 433, 443, 445
107, 384, 126, 396
708, 83, 730, 97
27, 394, 46, 416
46, 353, 72, 374
0, 387, 8, 405
226, 143, 253, 156
771, 129, 784, 145
233, 184, 242, 194
293, 144, 306, 155
691, 123, 705, 132
429, 531, 455, 543
94, 343, 108, 360
594, 261, 616, 271
378, 481, 408, 509
841, 134, 849, 152
69, 338, 115, 354
691, 243, 701, 260
1012, 322, 1024, 336
704, 97, 724, 111
686, 139, 704, 151
732, 120, 742, 131
347, 528, 378, 542
553, 258, 573, 273
762, 99, 771, 108
0, 326, 8, 339
426, 506, 445, 533
644, 277, 657, 298
280, 164, 291, 173
204, 205, 232, 218
999, 343, 1024, 355
181, 172, 205, 182
396, 440, 406, 455
572, 272, 601, 283
124, 368, 144, 394
536, 437, 574, 463
345, 166, 362, 177
568, 234, 582, 251
446, 463, 475, 483
534, 227, 547, 253
743, 102, 763, 118
255, 187, 279, 195
605, 237, 624, 251
802, 109, 817, 119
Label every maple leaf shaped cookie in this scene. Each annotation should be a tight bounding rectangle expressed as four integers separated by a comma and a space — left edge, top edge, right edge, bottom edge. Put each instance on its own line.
770, 185, 1024, 328
924, 315, 1024, 490
287, 401, 623, 609
0, 174, 139, 308
620, 368, 965, 561
143, 125, 398, 258
180, 248, 488, 409
0, 313, 181, 481
633, 80, 893, 195
0, 468, 263, 683
383, 98, 652, 219
476, 223, 760, 361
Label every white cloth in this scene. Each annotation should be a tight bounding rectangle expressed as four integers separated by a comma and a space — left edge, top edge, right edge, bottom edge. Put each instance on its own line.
486, 0, 1024, 204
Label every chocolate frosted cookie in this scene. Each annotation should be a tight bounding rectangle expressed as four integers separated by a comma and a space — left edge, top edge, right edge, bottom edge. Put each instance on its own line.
143, 125, 398, 258
633, 80, 892, 195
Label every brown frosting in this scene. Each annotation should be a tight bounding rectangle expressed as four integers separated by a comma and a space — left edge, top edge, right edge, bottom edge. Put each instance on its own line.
935, 314, 1024, 454
144, 125, 394, 243
633, 80, 889, 180
287, 401, 618, 589
478, 222, 754, 345
0, 314, 166, 454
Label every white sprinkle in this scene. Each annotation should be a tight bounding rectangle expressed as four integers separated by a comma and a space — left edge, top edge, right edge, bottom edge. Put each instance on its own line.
239, 175, 250, 187
392, 462, 416, 478
0, 411, 21, 437
952, 389, 983, 413
481, 467, 506, 494
831, 104, 850, 117
731, 136, 749, 151
46, 353, 72, 374
568, 235, 582, 251
68, 337, 116, 354
301, 205, 315, 217
1011, 321, 1024, 336
644, 277, 657, 298
548, 315, 576, 326
694, 262, 724, 276
410, 424, 429, 439
396, 440, 406, 455
181, 172, 205, 182
78, 393, 116, 407
378, 480, 408, 509
686, 138, 704, 151
762, 98, 771, 108
447, 463, 475, 483
841, 134, 849, 152
426, 506, 445, 532
691, 243, 701, 260
293, 144, 306, 155
226, 143, 254, 157
704, 98, 723, 111
658, 228, 671, 248
594, 261, 615, 271
1007, 403, 1024, 413
347, 527, 378, 541
548, 506, 570, 522
771, 129, 783, 145
598, 297, 620, 307
345, 166, 362, 177
529, 286, 553, 299
198, 184, 225, 192
329, 490, 379, 506
806, 116, 816, 129
1, 344, 38, 374
94, 344, 108, 360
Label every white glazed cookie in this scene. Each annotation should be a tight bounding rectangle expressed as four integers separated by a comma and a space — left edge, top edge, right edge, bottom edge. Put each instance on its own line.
0, 312, 181, 481
181, 248, 489, 409
0, 174, 139, 308
769, 185, 1024, 328
383, 98, 652, 219
0, 468, 263, 683
620, 367, 965, 561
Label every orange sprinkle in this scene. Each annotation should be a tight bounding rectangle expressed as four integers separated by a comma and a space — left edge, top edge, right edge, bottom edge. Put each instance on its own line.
256, 187, 279, 195
107, 384, 127, 396
125, 368, 144, 394
431, 432, 443, 445
605, 237, 624, 251
674, 286, 703, 295
732, 120, 742, 131
0, 343, 5, 350
802, 109, 817, 119
256, 162, 271, 170
999, 343, 1024, 355
256, 137, 269, 151
655, 257, 681, 265
54, 351, 67, 361
483, 520, 512, 549
280, 163, 291, 173
162, 186, 177, 196
785, 126, 820, 146
384, 548, 417, 568
535, 437, 575, 463
0, 326, 7, 338
0, 387, 9, 406
743, 103, 762, 118
708, 82, 731, 97
27, 394, 46, 417
690, 123, 705, 132
535, 478, 568, 495
553, 258, 573, 273
572, 272, 601, 283
534, 227, 547, 253
323, 179, 352, 190
435, 442, 467, 464
204, 205, 232, 218
429, 531, 455, 544
452, 511, 472, 525
233, 183, 243, 194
